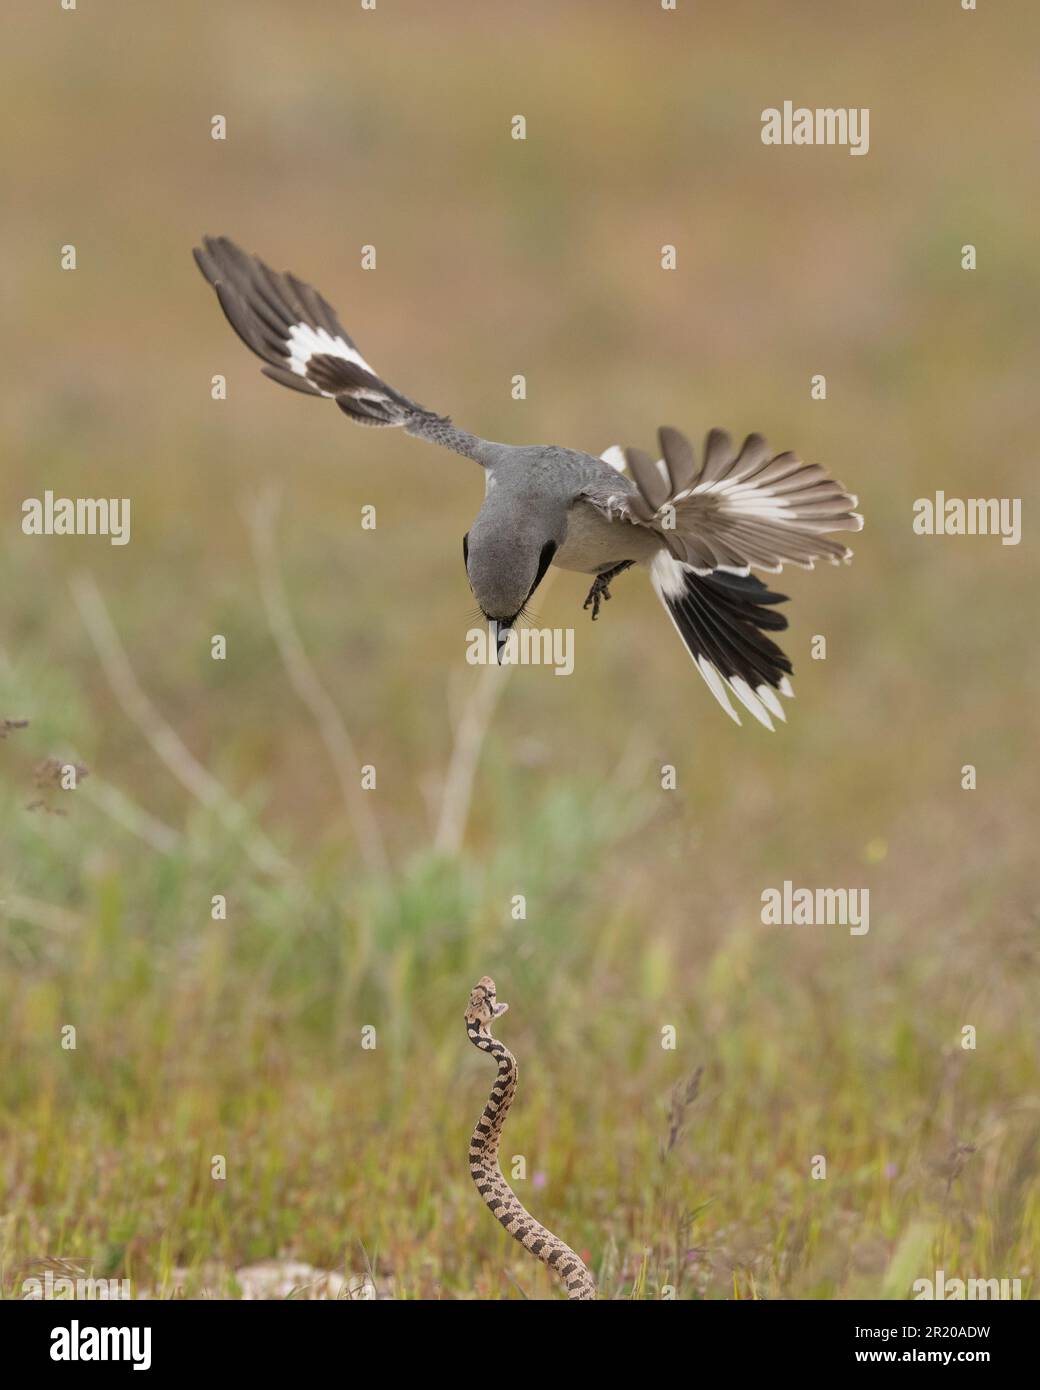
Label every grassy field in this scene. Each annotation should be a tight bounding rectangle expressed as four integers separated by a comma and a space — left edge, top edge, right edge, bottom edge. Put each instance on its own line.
1, 0, 1038, 1299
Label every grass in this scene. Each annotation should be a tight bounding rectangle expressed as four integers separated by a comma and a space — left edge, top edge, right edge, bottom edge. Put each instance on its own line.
2, 680, 1037, 1299
2, 0, 1038, 1299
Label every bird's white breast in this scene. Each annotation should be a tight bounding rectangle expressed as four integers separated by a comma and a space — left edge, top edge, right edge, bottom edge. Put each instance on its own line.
555, 500, 659, 574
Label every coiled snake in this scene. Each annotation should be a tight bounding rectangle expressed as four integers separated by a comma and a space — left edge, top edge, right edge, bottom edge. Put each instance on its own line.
465, 976, 597, 1300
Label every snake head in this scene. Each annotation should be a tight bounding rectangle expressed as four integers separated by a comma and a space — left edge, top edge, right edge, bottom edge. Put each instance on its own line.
465, 975, 509, 1030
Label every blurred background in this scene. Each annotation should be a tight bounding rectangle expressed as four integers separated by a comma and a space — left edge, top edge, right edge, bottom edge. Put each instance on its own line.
1, 0, 1037, 1299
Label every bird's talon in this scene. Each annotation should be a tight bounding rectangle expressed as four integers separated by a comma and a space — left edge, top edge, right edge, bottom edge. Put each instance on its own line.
583, 575, 612, 621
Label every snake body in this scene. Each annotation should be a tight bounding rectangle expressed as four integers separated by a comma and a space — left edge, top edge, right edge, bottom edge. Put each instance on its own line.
465, 976, 596, 1300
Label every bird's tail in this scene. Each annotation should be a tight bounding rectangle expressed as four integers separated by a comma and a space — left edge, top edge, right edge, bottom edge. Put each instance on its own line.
192, 235, 436, 429
648, 551, 794, 731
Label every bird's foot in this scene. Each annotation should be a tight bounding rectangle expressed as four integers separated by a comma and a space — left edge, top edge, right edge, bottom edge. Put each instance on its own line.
583, 575, 611, 620
583, 562, 633, 621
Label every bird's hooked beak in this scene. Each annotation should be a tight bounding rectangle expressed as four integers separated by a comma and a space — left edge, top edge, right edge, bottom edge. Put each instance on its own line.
489, 617, 515, 664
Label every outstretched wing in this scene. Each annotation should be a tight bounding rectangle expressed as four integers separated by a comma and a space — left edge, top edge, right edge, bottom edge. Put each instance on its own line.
591, 429, 861, 729
650, 553, 794, 730
588, 426, 862, 575
193, 235, 432, 428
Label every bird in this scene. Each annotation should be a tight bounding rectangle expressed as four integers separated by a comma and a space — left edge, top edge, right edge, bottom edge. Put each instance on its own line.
193, 235, 863, 730
464, 975, 597, 1300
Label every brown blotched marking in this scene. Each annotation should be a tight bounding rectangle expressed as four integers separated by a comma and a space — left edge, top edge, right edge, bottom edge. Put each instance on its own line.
464, 976, 596, 1301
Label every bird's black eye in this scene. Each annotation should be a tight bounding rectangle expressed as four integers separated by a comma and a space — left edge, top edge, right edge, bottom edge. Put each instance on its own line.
462, 532, 470, 569
527, 539, 557, 600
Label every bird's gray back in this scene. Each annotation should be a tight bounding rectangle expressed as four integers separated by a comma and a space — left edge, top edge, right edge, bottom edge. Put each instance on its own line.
484, 441, 637, 505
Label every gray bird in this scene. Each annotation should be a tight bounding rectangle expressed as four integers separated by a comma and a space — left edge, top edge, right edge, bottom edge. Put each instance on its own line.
194, 236, 863, 730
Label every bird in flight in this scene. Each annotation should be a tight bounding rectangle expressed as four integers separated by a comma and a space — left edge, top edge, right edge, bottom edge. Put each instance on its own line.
194, 236, 862, 730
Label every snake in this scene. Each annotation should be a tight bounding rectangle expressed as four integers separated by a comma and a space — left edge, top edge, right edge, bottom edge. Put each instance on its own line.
465, 976, 597, 1300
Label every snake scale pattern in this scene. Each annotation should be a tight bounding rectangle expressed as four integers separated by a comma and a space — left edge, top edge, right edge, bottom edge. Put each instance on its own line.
465, 976, 596, 1300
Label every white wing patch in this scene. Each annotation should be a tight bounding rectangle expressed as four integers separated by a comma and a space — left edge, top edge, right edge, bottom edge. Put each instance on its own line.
648, 552, 791, 731
649, 549, 687, 599
689, 473, 861, 528
286, 323, 376, 396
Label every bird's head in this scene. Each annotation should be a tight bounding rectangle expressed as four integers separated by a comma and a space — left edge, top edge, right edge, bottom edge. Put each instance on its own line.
463, 502, 560, 641
465, 976, 509, 1033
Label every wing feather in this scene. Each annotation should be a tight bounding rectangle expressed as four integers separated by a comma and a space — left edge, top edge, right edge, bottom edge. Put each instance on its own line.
587, 426, 862, 574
